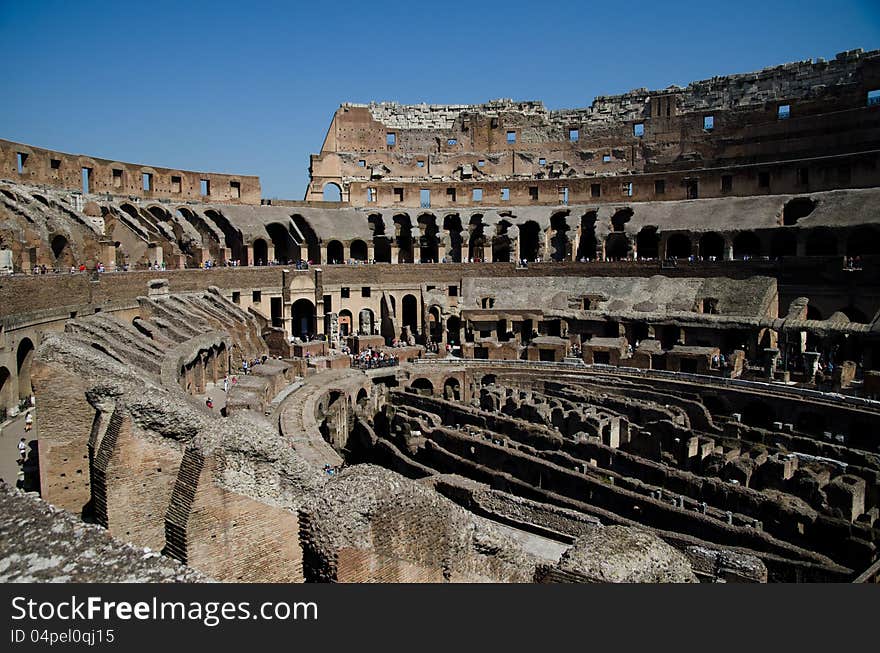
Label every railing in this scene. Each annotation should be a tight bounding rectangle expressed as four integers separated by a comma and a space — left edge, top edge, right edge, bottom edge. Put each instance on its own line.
411, 358, 880, 411
352, 358, 400, 370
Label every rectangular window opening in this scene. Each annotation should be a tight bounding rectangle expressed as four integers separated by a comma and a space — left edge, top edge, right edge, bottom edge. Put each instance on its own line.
112, 169, 123, 188
171, 176, 182, 193
758, 171, 770, 188
506, 131, 516, 144
81, 167, 92, 194
538, 157, 546, 166
686, 179, 699, 199
529, 186, 538, 201
797, 168, 809, 186
490, 117, 499, 129
50, 159, 61, 170
559, 187, 569, 205
142, 173, 153, 192
420, 189, 431, 208
448, 285, 458, 297
393, 187, 404, 202
446, 187, 456, 202
603, 154, 612, 163
361, 287, 371, 298
341, 287, 350, 299
501, 188, 510, 201
633, 123, 644, 137
720, 175, 733, 192
868, 90, 880, 107
591, 183, 601, 198
230, 181, 241, 198
232, 291, 240, 304
386, 133, 396, 146
654, 179, 665, 195
622, 182, 633, 197
473, 188, 483, 202
367, 187, 377, 203
477, 159, 485, 167
447, 138, 457, 146
569, 128, 579, 142
703, 115, 714, 131
252, 290, 261, 303
200, 179, 210, 196
417, 160, 425, 168
16, 152, 27, 174
358, 159, 366, 167
778, 104, 791, 120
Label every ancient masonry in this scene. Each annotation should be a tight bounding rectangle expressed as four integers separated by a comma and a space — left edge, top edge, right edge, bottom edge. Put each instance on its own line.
1, 49, 880, 583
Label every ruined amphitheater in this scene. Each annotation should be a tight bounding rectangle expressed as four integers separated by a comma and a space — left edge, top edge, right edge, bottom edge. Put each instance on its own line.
2, 49, 880, 583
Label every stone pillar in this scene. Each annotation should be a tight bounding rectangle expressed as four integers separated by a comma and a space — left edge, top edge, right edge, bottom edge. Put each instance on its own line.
194, 354, 206, 394
459, 242, 468, 263
390, 244, 399, 264
723, 237, 734, 261
101, 242, 117, 271
266, 245, 275, 265
320, 245, 328, 265
367, 245, 375, 262
764, 347, 780, 379
244, 245, 253, 266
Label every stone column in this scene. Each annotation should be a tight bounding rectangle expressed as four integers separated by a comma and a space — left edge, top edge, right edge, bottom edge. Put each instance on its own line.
244, 245, 253, 266
266, 245, 275, 265
803, 351, 821, 383
764, 347, 780, 379
390, 244, 399, 264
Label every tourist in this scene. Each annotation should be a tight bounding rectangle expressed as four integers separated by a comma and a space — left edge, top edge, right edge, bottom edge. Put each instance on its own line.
24, 412, 33, 432
18, 438, 27, 464
206, 397, 214, 410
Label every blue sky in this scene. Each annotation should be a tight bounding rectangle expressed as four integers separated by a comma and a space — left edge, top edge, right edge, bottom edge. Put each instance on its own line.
1, 0, 878, 198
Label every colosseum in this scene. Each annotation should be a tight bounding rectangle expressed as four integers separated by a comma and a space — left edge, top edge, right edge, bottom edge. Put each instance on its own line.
1, 48, 880, 583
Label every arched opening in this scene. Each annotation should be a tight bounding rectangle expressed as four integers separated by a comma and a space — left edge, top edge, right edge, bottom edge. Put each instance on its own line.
410, 378, 434, 396
492, 220, 512, 263
50, 234, 69, 261
291, 299, 316, 340
699, 232, 725, 260
0, 366, 12, 413
770, 230, 797, 258
326, 240, 344, 264
338, 309, 353, 337
732, 232, 761, 259
266, 223, 296, 263
178, 207, 222, 261
428, 305, 443, 342
417, 214, 439, 263
576, 211, 598, 260
666, 233, 692, 259
16, 338, 35, 400
611, 208, 633, 232
443, 214, 463, 262
402, 294, 419, 333
356, 388, 369, 408
837, 305, 870, 323
447, 315, 461, 346
368, 214, 391, 263
443, 377, 461, 400
358, 308, 375, 335
205, 209, 247, 265
468, 215, 486, 261
350, 239, 368, 261
291, 214, 321, 263
742, 401, 774, 429
252, 238, 268, 266
519, 221, 541, 262
636, 226, 659, 259
782, 197, 817, 226
322, 182, 342, 202
805, 228, 837, 256
550, 212, 571, 261
481, 373, 497, 386
394, 214, 414, 263
605, 234, 630, 260
846, 226, 880, 256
